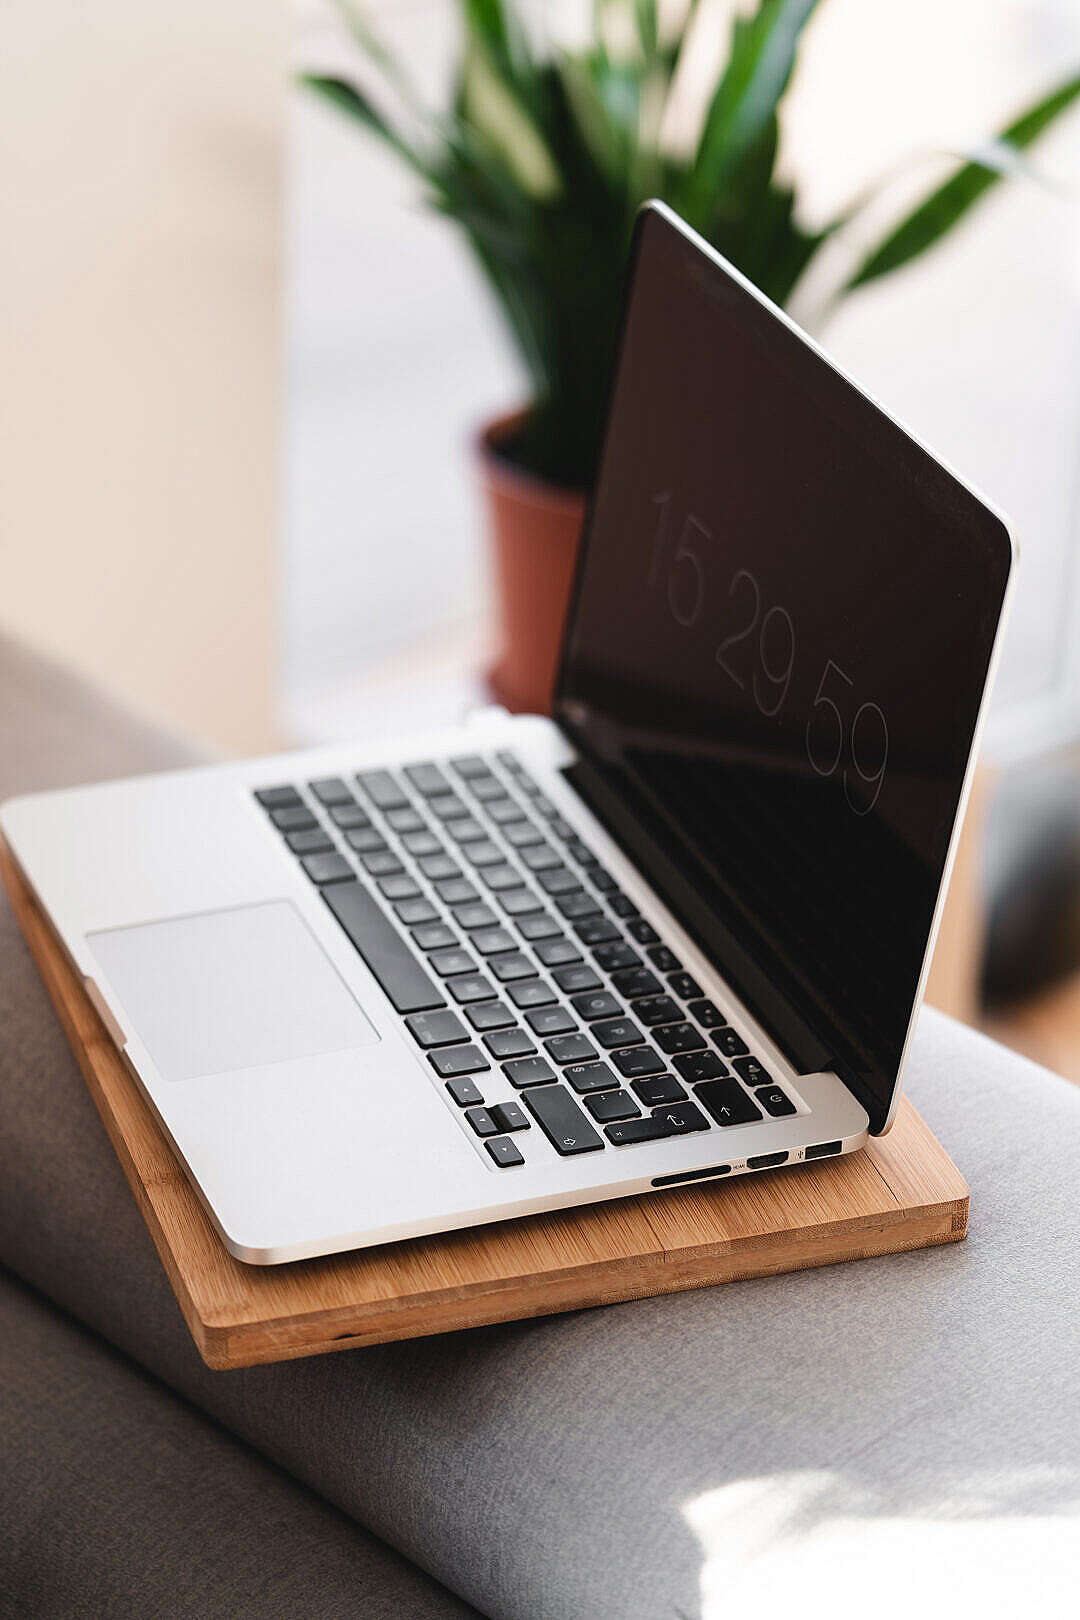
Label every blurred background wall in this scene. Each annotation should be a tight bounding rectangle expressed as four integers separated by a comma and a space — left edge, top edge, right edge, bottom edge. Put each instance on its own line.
0, 0, 283, 752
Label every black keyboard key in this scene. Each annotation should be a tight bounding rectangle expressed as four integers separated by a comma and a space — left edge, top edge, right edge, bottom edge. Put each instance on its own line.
518, 913, 562, 944
553, 963, 601, 994
605, 1117, 669, 1146
395, 897, 438, 926
471, 926, 517, 956
309, 777, 353, 806
412, 922, 457, 951
464, 842, 502, 868
330, 803, 370, 830
608, 892, 640, 918
345, 827, 387, 855
356, 769, 407, 810
612, 1046, 666, 1078
448, 818, 486, 844
404, 761, 450, 797
532, 795, 559, 820
520, 842, 561, 871
577, 918, 620, 946
323, 882, 444, 1012
673, 1051, 729, 1083
651, 1100, 708, 1134
590, 937, 636, 967
484, 1027, 535, 1059
466, 1106, 499, 1137
255, 785, 301, 810
564, 1061, 619, 1094
386, 805, 424, 833
499, 888, 541, 917
631, 995, 682, 1027
653, 1022, 707, 1055
535, 936, 581, 967
285, 828, 333, 855
446, 1075, 485, 1108
378, 874, 421, 901
419, 853, 460, 882
592, 1018, 644, 1050
687, 998, 726, 1028
437, 878, 479, 906
756, 1085, 797, 1117
487, 798, 525, 826
429, 793, 468, 821
490, 953, 536, 983
503, 820, 544, 848
490, 1100, 530, 1133
537, 867, 581, 896
572, 990, 623, 1023
503, 1056, 556, 1088
627, 917, 660, 946
495, 749, 525, 776
585, 1089, 640, 1122
648, 945, 682, 973
590, 867, 618, 893
668, 971, 704, 1000
272, 806, 318, 832
486, 1136, 525, 1168
469, 775, 506, 802
712, 1028, 750, 1058
450, 753, 488, 779
361, 850, 403, 878
556, 893, 600, 921
301, 852, 353, 885
632, 1074, 687, 1107
525, 1005, 576, 1037
430, 948, 477, 978
550, 818, 574, 840
525, 1086, 603, 1155
455, 901, 499, 930
431, 1044, 489, 1079
466, 1000, 516, 1032
696, 1078, 763, 1127
565, 838, 595, 865
545, 1033, 597, 1066
508, 979, 556, 1009
482, 864, 524, 893
402, 829, 442, 857
733, 1056, 772, 1087
448, 973, 495, 1004
406, 1010, 468, 1048
611, 967, 661, 998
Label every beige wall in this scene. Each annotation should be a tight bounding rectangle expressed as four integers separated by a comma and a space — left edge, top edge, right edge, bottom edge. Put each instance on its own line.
1, 1, 283, 753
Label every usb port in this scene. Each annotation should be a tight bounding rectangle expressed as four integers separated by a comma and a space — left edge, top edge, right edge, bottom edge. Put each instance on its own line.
805, 1140, 842, 1160
747, 1151, 788, 1169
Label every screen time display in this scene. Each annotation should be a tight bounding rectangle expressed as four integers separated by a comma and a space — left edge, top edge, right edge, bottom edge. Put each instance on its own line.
557, 209, 1011, 1128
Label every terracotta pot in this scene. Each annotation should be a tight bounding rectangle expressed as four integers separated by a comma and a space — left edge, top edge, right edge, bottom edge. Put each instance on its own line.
478, 411, 587, 716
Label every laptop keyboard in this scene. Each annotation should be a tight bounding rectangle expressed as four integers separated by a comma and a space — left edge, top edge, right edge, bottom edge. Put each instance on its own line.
254, 752, 798, 1169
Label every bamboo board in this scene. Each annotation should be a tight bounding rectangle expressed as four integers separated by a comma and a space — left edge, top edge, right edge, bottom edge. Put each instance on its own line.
2, 840, 968, 1370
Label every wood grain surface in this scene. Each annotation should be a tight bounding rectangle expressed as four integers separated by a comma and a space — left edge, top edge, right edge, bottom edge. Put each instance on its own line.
1, 838, 969, 1370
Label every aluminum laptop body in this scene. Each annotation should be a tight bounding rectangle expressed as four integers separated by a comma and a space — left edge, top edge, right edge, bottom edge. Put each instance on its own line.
0, 205, 1014, 1263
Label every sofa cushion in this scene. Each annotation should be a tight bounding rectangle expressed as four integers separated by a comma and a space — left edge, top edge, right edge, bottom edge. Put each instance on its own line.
0, 1267, 479, 1620
3, 632, 1080, 1620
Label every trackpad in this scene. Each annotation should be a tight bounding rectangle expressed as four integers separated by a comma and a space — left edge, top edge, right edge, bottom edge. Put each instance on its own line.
89, 901, 379, 1082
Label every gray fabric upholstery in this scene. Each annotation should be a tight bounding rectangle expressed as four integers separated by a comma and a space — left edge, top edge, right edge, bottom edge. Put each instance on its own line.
0, 1268, 479, 1620
3, 631, 1080, 1619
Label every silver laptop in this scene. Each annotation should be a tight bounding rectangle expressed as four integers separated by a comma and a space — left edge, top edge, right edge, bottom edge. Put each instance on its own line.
1, 205, 1014, 1264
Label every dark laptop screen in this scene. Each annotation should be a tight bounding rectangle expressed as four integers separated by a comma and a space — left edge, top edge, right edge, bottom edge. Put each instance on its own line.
556, 205, 1012, 1131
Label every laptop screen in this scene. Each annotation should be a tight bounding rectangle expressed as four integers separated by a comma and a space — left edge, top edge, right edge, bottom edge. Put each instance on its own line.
556, 205, 1012, 1132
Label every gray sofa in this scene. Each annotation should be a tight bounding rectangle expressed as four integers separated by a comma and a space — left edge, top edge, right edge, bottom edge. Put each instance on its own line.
3, 631, 1079, 1620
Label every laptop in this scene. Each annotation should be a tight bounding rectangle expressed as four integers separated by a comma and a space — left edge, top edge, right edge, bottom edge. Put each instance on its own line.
1, 203, 1014, 1264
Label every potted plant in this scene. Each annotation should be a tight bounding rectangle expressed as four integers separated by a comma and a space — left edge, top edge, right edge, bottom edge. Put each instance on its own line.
303, 1, 1080, 715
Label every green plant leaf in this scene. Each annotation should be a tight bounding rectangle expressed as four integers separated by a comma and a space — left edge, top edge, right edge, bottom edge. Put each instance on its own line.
461, 39, 563, 199
846, 69, 1080, 289
299, 74, 433, 180
682, 0, 822, 228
